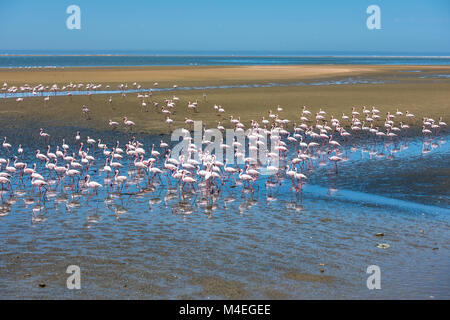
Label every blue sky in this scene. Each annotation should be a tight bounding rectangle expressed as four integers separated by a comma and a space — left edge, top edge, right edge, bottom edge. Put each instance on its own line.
0, 0, 449, 54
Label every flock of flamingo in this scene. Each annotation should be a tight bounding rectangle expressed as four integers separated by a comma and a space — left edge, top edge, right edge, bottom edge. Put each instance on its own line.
0, 81, 448, 213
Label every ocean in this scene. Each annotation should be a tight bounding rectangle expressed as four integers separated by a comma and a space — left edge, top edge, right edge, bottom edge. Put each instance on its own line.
0, 52, 450, 68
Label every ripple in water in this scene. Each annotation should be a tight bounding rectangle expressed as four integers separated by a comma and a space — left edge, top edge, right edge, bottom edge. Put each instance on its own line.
0, 129, 449, 299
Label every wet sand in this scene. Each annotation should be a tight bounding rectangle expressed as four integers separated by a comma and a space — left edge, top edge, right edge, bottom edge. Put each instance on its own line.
1, 65, 449, 135
0, 65, 449, 299
0, 131, 448, 299
1, 82, 449, 135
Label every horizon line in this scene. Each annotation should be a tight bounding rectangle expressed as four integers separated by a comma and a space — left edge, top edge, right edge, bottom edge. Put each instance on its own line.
1, 53, 450, 59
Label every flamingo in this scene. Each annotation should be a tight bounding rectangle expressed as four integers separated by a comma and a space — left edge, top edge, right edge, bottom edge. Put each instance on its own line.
405, 111, 415, 121
39, 128, 50, 144
422, 125, 432, 137
114, 170, 127, 190
2, 137, 11, 153
17, 144, 23, 157
109, 120, 119, 129
65, 165, 81, 187
238, 169, 254, 191
31, 177, 47, 197
0, 176, 12, 194
181, 172, 196, 190
101, 158, 112, 176
24, 163, 37, 176
123, 117, 135, 131
82, 105, 91, 119
5, 159, 16, 174
327, 151, 343, 173
85, 175, 102, 193
166, 116, 174, 130
328, 135, 341, 147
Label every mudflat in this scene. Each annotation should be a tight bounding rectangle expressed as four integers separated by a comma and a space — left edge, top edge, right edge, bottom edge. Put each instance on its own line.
0, 65, 449, 135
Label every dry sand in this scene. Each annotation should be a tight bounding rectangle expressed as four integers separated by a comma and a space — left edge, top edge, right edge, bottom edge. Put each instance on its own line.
1, 64, 449, 87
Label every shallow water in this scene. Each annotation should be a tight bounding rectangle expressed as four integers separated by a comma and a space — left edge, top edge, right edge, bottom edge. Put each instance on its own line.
1, 54, 450, 68
3, 69, 449, 100
1, 76, 397, 100
0, 129, 449, 299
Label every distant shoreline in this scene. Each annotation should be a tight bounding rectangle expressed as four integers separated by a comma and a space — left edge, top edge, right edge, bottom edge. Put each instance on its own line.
1, 54, 449, 70
1, 54, 450, 58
